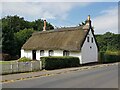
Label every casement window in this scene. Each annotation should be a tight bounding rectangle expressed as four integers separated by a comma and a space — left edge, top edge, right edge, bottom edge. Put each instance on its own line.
40, 50, 44, 56
91, 37, 93, 43
49, 50, 54, 56
87, 37, 89, 42
63, 50, 70, 56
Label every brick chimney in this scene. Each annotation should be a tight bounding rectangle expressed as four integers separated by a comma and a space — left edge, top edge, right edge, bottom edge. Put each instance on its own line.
43, 19, 46, 31
82, 15, 92, 31
86, 15, 91, 27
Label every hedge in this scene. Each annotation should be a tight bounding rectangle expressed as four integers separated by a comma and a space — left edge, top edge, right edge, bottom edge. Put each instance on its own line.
40, 56, 80, 70
99, 51, 120, 63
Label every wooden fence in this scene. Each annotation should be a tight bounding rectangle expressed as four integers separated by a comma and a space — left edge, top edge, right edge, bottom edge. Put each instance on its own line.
0, 61, 42, 75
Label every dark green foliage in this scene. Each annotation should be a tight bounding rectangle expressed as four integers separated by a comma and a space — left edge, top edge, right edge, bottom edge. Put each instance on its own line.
1, 15, 54, 59
96, 32, 120, 63
2, 26, 16, 55
18, 57, 32, 62
99, 51, 120, 63
2, 53, 11, 61
41, 56, 80, 70
32, 19, 54, 31
96, 32, 120, 52
14, 28, 34, 56
98, 51, 105, 63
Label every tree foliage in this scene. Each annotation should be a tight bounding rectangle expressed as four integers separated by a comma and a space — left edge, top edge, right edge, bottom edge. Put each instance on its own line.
1, 15, 54, 58
96, 32, 120, 52
14, 28, 35, 56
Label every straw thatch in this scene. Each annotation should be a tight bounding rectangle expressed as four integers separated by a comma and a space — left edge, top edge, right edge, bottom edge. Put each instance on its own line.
22, 26, 89, 51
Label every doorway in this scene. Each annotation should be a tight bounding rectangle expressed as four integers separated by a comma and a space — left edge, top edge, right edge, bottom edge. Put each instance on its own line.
32, 50, 36, 60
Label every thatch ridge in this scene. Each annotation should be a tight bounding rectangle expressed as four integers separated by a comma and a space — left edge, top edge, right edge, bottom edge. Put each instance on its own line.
32, 26, 83, 36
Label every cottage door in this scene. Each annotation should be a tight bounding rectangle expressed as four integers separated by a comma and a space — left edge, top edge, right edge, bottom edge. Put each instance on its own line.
32, 50, 36, 60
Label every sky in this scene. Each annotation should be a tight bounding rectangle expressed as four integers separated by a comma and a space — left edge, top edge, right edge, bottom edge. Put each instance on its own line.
0, 0, 119, 34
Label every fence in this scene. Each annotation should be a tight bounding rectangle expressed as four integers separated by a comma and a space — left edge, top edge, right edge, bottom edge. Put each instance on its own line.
1, 61, 42, 75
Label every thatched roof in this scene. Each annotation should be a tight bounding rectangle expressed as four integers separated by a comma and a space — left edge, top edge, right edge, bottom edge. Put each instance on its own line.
22, 26, 89, 51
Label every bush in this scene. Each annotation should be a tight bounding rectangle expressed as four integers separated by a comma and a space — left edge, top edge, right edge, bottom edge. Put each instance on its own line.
18, 57, 32, 62
99, 51, 120, 63
98, 51, 105, 63
40, 56, 80, 70
2, 53, 11, 61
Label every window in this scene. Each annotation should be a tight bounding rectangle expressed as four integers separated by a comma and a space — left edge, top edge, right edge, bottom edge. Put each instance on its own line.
49, 50, 54, 56
63, 50, 69, 56
40, 50, 44, 56
87, 37, 89, 42
91, 37, 93, 43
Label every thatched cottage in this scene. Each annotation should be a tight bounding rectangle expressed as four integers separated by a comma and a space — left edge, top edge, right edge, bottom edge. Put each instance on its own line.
21, 15, 98, 64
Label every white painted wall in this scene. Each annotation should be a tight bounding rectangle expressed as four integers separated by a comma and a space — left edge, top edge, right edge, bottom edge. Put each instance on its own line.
21, 49, 32, 59
54, 50, 63, 56
21, 49, 24, 58
81, 29, 98, 64
36, 50, 64, 60
21, 49, 82, 62
36, 50, 40, 60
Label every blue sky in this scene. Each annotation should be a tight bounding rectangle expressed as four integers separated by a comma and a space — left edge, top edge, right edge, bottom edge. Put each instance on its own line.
1, 1, 119, 34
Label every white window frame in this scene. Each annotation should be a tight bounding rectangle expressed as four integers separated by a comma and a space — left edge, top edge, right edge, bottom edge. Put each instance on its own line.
40, 50, 44, 56
49, 50, 54, 56
63, 50, 70, 56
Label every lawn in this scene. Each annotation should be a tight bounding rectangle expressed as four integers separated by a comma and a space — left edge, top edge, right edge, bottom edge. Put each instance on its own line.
0, 60, 17, 64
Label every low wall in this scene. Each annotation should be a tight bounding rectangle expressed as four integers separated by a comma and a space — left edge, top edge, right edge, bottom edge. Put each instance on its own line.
1, 61, 42, 75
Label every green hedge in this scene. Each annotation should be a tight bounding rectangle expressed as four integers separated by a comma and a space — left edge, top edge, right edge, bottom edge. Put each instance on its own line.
99, 51, 120, 63
40, 56, 80, 70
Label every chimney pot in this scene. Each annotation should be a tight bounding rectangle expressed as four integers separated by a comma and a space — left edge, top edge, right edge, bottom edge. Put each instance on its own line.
88, 15, 90, 21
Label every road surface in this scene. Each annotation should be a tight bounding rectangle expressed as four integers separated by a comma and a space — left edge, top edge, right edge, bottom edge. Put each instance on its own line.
2, 64, 119, 88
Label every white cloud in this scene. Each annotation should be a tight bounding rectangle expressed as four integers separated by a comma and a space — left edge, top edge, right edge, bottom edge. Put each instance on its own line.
92, 7, 118, 34
1, 2, 91, 21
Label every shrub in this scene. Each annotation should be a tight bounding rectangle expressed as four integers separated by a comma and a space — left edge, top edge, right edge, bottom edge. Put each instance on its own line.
40, 56, 80, 70
99, 51, 120, 63
18, 57, 32, 62
2, 53, 11, 61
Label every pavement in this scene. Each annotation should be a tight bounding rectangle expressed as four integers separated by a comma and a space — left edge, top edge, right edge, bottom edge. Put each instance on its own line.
1, 62, 119, 83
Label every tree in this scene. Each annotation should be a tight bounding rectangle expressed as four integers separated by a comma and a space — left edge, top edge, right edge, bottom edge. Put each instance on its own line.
1, 15, 54, 58
2, 26, 15, 55
32, 19, 54, 31
95, 32, 120, 52
14, 28, 35, 56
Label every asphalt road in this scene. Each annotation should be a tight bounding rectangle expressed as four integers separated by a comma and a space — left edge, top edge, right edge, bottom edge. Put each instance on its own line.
2, 64, 119, 88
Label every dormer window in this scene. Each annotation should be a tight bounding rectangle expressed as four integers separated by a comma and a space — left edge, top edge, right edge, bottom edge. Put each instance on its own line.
87, 37, 89, 42
49, 50, 54, 56
40, 50, 44, 56
63, 50, 69, 56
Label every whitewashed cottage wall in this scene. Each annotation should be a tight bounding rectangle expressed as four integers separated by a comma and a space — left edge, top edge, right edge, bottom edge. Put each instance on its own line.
21, 49, 82, 64
21, 49, 32, 59
36, 50, 63, 60
81, 29, 98, 64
